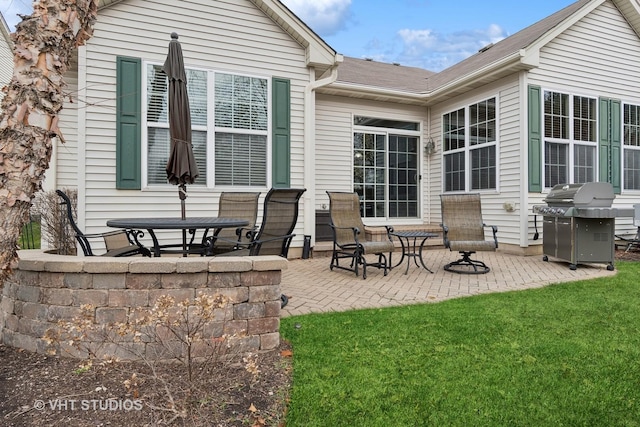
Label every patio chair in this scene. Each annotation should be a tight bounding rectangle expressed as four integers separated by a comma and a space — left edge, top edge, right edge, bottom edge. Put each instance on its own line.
440, 193, 498, 274
56, 190, 151, 257
615, 204, 640, 252
327, 191, 395, 279
202, 192, 260, 255
216, 188, 306, 257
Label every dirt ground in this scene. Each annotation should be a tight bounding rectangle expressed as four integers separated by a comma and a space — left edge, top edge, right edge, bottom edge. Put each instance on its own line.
0, 250, 638, 426
0, 340, 292, 427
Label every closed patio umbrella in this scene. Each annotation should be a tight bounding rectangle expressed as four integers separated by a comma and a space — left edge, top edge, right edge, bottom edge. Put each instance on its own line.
163, 32, 199, 254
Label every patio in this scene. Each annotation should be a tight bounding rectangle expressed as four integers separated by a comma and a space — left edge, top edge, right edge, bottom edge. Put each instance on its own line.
280, 248, 617, 317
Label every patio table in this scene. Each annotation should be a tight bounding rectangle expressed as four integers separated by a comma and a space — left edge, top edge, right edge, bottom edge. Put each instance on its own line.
107, 217, 249, 257
389, 230, 438, 274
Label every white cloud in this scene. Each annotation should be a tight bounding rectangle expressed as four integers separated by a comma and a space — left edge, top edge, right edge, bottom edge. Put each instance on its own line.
281, 0, 352, 36
396, 24, 508, 71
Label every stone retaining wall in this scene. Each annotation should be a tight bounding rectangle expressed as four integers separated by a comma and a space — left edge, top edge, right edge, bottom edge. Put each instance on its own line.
0, 251, 287, 361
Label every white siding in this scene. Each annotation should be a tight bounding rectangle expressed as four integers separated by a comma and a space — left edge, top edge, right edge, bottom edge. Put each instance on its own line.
315, 94, 429, 224
530, 2, 640, 99
70, 0, 311, 248
56, 67, 79, 188
428, 76, 526, 247
528, 0, 640, 235
0, 22, 11, 103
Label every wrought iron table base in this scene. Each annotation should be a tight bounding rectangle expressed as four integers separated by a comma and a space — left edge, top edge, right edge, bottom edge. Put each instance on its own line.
390, 231, 438, 274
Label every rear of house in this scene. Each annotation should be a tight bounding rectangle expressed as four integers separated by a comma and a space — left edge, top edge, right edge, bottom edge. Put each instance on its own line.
48, 0, 640, 256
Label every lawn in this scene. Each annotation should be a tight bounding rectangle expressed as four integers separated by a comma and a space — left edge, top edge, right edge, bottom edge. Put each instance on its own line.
281, 261, 640, 427
19, 219, 41, 249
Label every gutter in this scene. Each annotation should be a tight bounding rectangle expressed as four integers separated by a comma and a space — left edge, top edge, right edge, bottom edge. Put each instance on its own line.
303, 54, 343, 246
427, 50, 532, 102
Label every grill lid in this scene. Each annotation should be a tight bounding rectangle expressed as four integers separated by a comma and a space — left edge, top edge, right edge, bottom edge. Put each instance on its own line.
544, 182, 615, 207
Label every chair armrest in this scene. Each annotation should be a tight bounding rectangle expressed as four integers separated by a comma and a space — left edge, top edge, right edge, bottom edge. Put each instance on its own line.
484, 224, 499, 248
329, 224, 363, 243
440, 224, 451, 249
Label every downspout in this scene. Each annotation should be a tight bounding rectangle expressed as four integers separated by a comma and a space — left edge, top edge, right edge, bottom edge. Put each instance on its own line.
303, 55, 342, 250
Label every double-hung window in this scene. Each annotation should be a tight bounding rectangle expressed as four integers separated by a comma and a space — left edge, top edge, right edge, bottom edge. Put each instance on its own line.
353, 117, 420, 219
145, 64, 268, 187
623, 103, 640, 190
543, 91, 596, 188
443, 97, 497, 192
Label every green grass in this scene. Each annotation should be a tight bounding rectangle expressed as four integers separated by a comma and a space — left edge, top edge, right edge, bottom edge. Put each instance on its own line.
281, 261, 640, 427
19, 220, 41, 249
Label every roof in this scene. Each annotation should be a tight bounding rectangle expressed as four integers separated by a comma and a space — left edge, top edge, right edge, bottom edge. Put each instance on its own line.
326, 0, 632, 105
426, 0, 590, 92
336, 57, 433, 93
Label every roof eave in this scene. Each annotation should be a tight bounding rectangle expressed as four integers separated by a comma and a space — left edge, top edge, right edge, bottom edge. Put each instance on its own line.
318, 82, 428, 106
426, 50, 536, 105
97, 0, 339, 73
322, 50, 538, 106
249, 0, 339, 72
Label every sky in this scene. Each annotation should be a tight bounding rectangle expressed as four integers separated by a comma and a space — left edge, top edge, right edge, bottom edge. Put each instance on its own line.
2, 0, 577, 72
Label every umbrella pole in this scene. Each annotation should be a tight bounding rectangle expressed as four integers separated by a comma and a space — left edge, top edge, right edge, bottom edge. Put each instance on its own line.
180, 184, 187, 256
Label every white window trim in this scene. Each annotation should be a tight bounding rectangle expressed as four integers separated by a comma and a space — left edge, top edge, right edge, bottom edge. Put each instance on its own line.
621, 101, 640, 193
541, 89, 598, 189
351, 115, 424, 225
441, 94, 500, 194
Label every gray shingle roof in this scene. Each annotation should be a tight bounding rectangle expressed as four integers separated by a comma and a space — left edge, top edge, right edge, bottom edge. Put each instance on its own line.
336, 56, 434, 93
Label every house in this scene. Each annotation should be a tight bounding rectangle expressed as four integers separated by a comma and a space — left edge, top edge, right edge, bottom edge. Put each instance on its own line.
0, 13, 13, 103
51, 0, 640, 257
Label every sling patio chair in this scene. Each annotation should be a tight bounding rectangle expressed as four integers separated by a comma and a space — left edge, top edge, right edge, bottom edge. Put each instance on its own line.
202, 191, 260, 255
327, 191, 395, 279
56, 190, 151, 257
215, 188, 306, 257
214, 188, 305, 309
440, 193, 498, 274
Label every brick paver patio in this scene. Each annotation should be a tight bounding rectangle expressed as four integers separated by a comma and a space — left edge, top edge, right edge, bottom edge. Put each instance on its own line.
280, 249, 616, 317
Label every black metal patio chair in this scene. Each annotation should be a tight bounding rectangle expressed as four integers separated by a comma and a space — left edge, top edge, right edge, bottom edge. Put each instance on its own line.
56, 190, 151, 257
327, 191, 395, 279
440, 193, 498, 274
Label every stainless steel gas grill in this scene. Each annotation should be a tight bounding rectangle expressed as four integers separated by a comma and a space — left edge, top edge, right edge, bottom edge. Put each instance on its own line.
533, 182, 619, 271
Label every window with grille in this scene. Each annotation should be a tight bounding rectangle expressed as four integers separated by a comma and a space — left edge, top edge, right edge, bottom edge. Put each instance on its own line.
144, 64, 268, 187
624, 103, 640, 190
443, 97, 497, 192
353, 117, 420, 219
543, 91, 596, 187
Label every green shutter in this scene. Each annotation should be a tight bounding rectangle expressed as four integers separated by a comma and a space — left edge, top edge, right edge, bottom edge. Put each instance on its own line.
599, 98, 622, 194
610, 99, 621, 194
599, 98, 611, 184
528, 85, 542, 192
116, 56, 142, 189
272, 78, 290, 188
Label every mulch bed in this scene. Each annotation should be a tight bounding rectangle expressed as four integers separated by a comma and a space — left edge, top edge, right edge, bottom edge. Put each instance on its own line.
0, 340, 292, 427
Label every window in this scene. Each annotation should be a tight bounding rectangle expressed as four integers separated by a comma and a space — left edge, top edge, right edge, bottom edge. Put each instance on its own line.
443, 97, 497, 192
144, 65, 268, 187
214, 74, 268, 186
353, 117, 420, 219
623, 103, 640, 190
543, 91, 596, 187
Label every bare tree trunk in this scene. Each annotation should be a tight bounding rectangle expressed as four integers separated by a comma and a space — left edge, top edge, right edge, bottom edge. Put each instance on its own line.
0, 0, 97, 284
